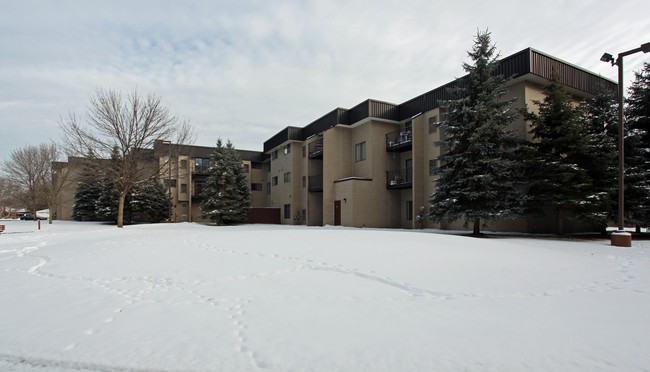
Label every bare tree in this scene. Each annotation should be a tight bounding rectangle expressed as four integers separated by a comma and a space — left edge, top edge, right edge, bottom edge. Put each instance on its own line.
0, 176, 21, 218
37, 143, 74, 224
60, 89, 194, 228
2, 145, 48, 219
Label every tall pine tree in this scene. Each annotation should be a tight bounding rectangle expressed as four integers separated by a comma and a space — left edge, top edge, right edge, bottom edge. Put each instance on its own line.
624, 62, 650, 228
201, 139, 251, 225
577, 87, 619, 230
72, 159, 103, 221
429, 30, 523, 235
130, 180, 171, 223
524, 73, 596, 234
96, 174, 131, 223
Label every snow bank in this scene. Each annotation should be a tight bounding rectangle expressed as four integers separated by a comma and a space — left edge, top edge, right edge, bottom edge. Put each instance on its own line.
1, 221, 649, 371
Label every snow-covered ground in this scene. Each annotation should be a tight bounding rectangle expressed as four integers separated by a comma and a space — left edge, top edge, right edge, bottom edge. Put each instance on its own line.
0, 221, 649, 372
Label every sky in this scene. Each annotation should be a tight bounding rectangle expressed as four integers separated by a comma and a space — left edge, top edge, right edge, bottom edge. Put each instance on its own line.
1, 0, 649, 162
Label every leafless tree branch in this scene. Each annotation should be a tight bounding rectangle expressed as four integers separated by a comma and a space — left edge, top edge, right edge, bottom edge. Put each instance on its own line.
59, 88, 194, 227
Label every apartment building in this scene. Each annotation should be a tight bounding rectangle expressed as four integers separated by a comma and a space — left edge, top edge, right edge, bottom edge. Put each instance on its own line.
262, 48, 616, 232
56, 48, 616, 232
54, 144, 269, 223
152, 141, 268, 222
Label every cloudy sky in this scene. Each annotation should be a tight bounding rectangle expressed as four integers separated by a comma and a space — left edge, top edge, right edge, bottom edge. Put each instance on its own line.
1, 0, 649, 162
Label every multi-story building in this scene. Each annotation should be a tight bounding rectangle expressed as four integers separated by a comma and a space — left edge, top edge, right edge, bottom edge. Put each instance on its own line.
152, 141, 268, 223
55, 47, 616, 232
261, 48, 616, 232
55, 144, 269, 223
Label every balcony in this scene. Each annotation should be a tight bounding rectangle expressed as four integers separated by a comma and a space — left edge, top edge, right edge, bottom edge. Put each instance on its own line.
308, 138, 324, 159
386, 169, 412, 189
308, 174, 323, 192
386, 129, 412, 152
192, 182, 205, 200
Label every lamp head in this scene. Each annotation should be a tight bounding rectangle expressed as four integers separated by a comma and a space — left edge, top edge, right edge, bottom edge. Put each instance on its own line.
641, 42, 650, 53
600, 53, 614, 64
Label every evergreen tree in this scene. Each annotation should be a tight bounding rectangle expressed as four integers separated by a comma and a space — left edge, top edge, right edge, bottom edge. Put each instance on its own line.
429, 30, 523, 235
95, 174, 131, 223
72, 159, 103, 221
94, 147, 133, 223
130, 180, 171, 223
201, 139, 251, 225
624, 62, 650, 228
523, 73, 596, 234
576, 86, 619, 229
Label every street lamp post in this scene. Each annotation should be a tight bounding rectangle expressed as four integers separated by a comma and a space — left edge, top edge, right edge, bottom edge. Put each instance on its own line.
601, 42, 650, 246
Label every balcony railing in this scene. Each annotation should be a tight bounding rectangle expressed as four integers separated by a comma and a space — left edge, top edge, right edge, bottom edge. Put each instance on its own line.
386, 168, 412, 189
308, 138, 324, 159
192, 182, 206, 200
386, 129, 412, 152
308, 174, 323, 192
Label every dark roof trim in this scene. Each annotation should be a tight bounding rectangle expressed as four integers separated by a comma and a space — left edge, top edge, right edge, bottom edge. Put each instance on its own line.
264, 47, 617, 149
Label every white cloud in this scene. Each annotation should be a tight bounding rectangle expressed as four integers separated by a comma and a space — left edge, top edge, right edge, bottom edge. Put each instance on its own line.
1, 0, 649, 161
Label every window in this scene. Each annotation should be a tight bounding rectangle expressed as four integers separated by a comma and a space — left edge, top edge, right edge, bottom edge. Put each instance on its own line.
405, 159, 412, 183
180, 159, 188, 169
284, 144, 291, 155
302, 176, 306, 188
429, 159, 439, 176
406, 201, 413, 221
181, 214, 188, 221
195, 158, 210, 172
428, 116, 439, 133
302, 146, 306, 158
266, 183, 271, 195
243, 164, 250, 173
272, 176, 278, 186
404, 120, 412, 133
272, 150, 278, 160
163, 155, 170, 163
284, 172, 291, 183
284, 204, 291, 219
355, 141, 366, 162
251, 183, 263, 191
163, 179, 177, 188
180, 183, 188, 193
181, 202, 188, 209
